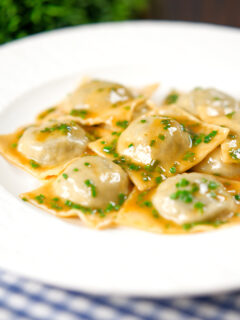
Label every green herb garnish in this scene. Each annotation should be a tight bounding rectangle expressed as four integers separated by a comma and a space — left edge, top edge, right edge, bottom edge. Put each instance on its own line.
155, 176, 162, 184
169, 166, 176, 174
194, 202, 205, 213
35, 194, 45, 204
70, 109, 88, 118
204, 130, 217, 143
116, 120, 128, 129
150, 140, 156, 147
161, 119, 171, 130
84, 179, 97, 197
30, 160, 40, 169
176, 178, 189, 188
158, 134, 165, 140
235, 194, 240, 201
84, 162, 90, 167
170, 190, 193, 203
208, 181, 218, 190
183, 152, 195, 161
230, 148, 240, 160
226, 111, 235, 119
165, 93, 179, 104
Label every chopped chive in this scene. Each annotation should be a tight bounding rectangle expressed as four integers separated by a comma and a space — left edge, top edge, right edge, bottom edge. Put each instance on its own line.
30, 159, 40, 169
111, 131, 121, 136
103, 146, 113, 153
191, 183, 199, 193
176, 178, 189, 188
116, 120, 128, 129
143, 201, 152, 207
235, 194, 240, 201
182, 223, 192, 231
230, 148, 240, 160
35, 194, 45, 204
150, 140, 156, 147
50, 203, 63, 210
41, 123, 72, 134
161, 119, 171, 130
169, 166, 176, 174
152, 209, 159, 218
84, 162, 91, 167
208, 181, 218, 190
210, 191, 217, 198
226, 111, 235, 119
165, 93, 179, 104
118, 193, 127, 206
170, 190, 193, 203
128, 143, 134, 148
84, 179, 97, 197
128, 163, 140, 171
11, 143, 17, 148
22, 197, 28, 202
158, 134, 165, 140
73, 168, 79, 171
155, 176, 162, 184
194, 202, 205, 213
70, 109, 88, 118
140, 119, 146, 123
204, 130, 217, 143
62, 173, 68, 179
183, 152, 195, 161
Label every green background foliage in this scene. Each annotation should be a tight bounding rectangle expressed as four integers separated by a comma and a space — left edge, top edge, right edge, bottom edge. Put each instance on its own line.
0, 0, 148, 44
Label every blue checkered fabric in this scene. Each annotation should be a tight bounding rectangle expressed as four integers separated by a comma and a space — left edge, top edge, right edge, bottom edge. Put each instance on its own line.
0, 269, 240, 320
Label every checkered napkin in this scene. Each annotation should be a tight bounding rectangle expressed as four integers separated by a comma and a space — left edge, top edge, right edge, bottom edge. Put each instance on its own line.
0, 270, 240, 320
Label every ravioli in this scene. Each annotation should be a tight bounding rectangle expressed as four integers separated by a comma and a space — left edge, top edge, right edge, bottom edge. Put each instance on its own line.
36, 80, 156, 128
117, 173, 240, 234
193, 147, 240, 180
174, 87, 239, 118
20, 156, 130, 228
2, 78, 240, 235
171, 88, 240, 164
0, 120, 89, 179
89, 106, 229, 190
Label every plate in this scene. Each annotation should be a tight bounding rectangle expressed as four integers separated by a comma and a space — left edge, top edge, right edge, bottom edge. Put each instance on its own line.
0, 21, 240, 297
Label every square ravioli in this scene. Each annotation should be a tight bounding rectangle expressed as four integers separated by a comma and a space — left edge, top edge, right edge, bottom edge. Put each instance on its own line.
117, 175, 240, 234
89, 106, 229, 191
36, 79, 158, 128
0, 119, 91, 179
170, 87, 240, 164
20, 156, 131, 229
192, 147, 240, 180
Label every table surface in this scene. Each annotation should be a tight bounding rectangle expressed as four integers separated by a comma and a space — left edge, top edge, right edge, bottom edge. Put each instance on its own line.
0, 269, 240, 320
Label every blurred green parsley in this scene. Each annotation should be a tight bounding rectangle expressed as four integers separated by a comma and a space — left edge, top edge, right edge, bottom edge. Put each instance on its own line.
0, 0, 148, 44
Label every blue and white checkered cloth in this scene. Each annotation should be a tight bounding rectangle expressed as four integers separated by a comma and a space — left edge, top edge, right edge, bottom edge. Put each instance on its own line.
0, 269, 240, 320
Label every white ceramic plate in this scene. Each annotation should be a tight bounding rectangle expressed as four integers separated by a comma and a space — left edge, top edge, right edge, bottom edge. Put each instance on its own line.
0, 21, 240, 297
